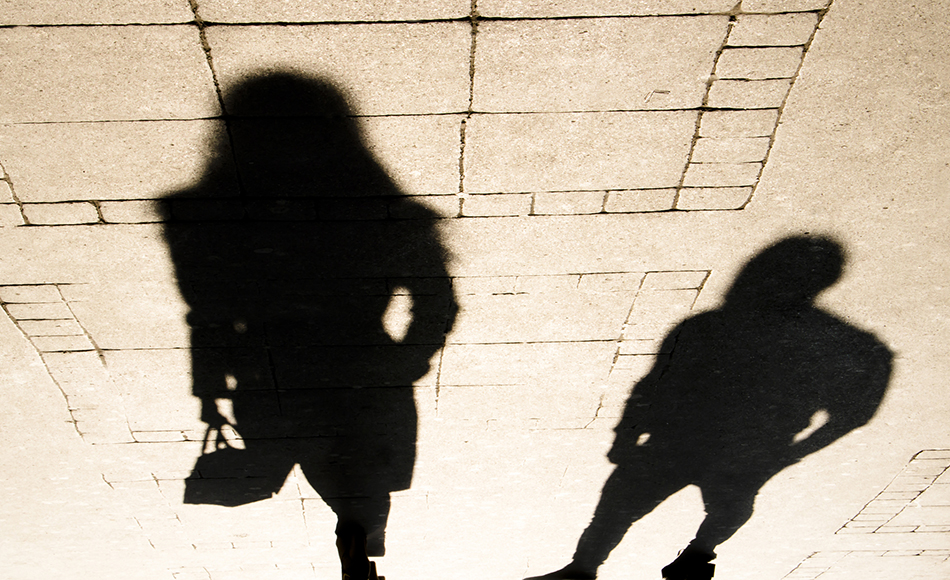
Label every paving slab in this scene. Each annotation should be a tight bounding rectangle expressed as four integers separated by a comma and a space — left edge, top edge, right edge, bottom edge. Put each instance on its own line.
728, 13, 822, 46
473, 17, 728, 112
477, 0, 736, 17
464, 111, 695, 192
0, 25, 218, 123
0, 121, 231, 202
197, 0, 469, 22
0, 0, 193, 24
206, 23, 471, 116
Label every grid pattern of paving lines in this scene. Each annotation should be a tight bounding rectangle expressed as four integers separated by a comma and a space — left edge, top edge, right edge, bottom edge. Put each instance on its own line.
0, 283, 135, 443
0, 1, 833, 225
15, 270, 708, 577
838, 450, 950, 534
783, 550, 950, 580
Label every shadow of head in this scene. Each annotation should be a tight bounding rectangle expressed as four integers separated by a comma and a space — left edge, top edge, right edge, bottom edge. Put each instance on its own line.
158, 70, 393, 211
725, 235, 845, 309
224, 70, 353, 119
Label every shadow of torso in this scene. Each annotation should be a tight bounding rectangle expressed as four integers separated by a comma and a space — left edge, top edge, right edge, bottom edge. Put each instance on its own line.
612, 303, 892, 483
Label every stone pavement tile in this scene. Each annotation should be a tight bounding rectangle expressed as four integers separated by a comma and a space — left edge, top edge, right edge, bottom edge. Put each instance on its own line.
706, 78, 793, 108
0, 284, 62, 303
887, 475, 938, 493
464, 111, 695, 192
532, 191, 605, 215
100, 201, 163, 224
904, 458, 950, 476
473, 17, 727, 112
677, 186, 753, 210
604, 189, 675, 213
460, 193, 532, 217
0, 26, 218, 123
716, 46, 804, 79
576, 272, 645, 293
4, 301, 73, 320
728, 13, 820, 46
439, 342, 615, 386
22, 202, 100, 225
791, 550, 950, 580
477, 0, 736, 17
389, 195, 461, 218
917, 450, 950, 460
0, 203, 23, 226
1, 0, 193, 25
16, 319, 84, 336
691, 136, 772, 162
889, 506, 950, 527
199, 0, 469, 22
743, 0, 829, 13
699, 108, 779, 137
513, 274, 582, 293
682, 162, 761, 187
30, 335, 95, 352
448, 290, 632, 343
616, 339, 664, 355
207, 23, 470, 116
641, 270, 708, 289
0, 121, 232, 203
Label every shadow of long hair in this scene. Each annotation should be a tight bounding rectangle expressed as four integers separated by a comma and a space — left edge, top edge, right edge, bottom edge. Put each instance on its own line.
162, 71, 457, 557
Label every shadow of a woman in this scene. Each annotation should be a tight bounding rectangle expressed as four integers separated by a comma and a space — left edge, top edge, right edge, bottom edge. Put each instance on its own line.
528, 236, 892, 580
161, 72, 457, 579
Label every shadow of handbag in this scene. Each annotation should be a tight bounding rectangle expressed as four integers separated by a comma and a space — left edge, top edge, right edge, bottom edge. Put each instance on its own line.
183, 427, 286, 507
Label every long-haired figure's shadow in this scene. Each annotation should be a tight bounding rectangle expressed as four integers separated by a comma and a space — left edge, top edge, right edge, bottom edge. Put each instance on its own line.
529, 236, 892, 580
161, 72, 457, 576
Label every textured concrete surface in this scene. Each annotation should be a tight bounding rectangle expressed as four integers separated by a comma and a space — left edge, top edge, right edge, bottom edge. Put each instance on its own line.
1, 1, 949, 580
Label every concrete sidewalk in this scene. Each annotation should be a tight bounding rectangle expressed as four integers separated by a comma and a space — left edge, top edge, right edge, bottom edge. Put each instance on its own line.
1, 1, 948, 579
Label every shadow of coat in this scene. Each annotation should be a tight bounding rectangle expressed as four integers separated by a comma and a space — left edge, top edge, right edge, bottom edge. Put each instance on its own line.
161, 72, 457, 556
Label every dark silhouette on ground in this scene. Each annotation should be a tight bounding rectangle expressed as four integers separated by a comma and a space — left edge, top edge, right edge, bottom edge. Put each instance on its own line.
527, 236, 892, 580
161, 72, 457, 573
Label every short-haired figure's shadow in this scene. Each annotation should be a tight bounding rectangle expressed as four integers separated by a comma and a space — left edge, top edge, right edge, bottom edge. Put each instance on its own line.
162, 72, 456, 577
529, 236, 892, 580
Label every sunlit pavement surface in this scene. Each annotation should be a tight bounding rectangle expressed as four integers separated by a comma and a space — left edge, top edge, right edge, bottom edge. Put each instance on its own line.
1, 1, 949, 579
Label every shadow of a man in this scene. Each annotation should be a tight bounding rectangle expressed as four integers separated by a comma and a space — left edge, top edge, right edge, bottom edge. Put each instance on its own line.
161, 72, 457, 578
528, 236, 891, 580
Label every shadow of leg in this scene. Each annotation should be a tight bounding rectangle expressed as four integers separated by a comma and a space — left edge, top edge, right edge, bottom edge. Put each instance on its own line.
527, 465, 683, 579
